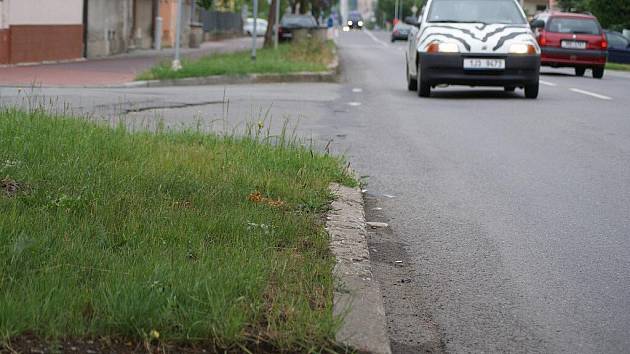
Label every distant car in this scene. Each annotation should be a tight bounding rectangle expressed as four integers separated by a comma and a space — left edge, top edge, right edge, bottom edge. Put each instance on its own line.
531, 11, 608, 78
605, 30, 630, 64
278, 15, 319, 41
391, 22, 412, 42
244, 18, 268, 36
347, 11, 364, 30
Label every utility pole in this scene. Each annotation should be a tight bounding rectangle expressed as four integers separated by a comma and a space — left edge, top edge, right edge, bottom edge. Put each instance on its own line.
172, 0, 183, 70
399, 0, 403, 20
274, 0, 280, 49
394, 0, 399, 21
252, 0, 258, 60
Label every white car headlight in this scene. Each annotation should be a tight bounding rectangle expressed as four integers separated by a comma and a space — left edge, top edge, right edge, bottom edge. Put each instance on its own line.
347, 20, 353, 25
509, 43, 536, 54
426, 41, 459, 53
358, 20, 364, 26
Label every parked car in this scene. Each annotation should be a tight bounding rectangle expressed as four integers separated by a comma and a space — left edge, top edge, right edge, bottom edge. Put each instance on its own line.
391, 22, 412, 42
605, 30, 630, 64
531, 11, 608, 78
347, 11, 364, 30
406, 0, 541, 98
244, 18, 268, 36
278, 15, 319, 41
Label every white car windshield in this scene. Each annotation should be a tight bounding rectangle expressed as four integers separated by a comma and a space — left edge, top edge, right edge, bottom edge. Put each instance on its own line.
428, 0, 526, 25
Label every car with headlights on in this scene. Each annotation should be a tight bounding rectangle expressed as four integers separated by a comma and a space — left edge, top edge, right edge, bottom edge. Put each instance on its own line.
406, 0, 541, 98
347, 11, 364, 30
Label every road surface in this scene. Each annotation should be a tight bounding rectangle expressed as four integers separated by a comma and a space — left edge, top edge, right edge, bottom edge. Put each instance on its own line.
1, 30, 629, 353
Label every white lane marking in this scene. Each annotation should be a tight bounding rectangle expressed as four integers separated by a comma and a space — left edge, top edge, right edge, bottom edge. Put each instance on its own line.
569, 88, 612, 100
348, 102, 362, 106
352, 88, 363, 93
364, 29, 389, 48
539, 80, 557, 87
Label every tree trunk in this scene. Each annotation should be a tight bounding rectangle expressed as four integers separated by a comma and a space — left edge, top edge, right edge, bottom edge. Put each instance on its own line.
298, 0, 307, 14
264, 0, 277, 47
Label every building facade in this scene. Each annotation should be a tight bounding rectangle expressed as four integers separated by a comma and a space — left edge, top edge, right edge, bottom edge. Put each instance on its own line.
159, 0, 193, 48
1, 0, 196, 64
0, 0, 84, 64
521, 0, 558, 16
85, 0, 160, 58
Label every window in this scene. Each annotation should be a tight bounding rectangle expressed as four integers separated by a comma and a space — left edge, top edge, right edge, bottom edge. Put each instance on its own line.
428, 0, 527, 25
547, 18, 600, 35
607, 33, 629, 49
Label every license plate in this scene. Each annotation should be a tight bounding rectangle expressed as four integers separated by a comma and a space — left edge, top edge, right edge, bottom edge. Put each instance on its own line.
561, 40, 586, 49
463, 58, 505, 70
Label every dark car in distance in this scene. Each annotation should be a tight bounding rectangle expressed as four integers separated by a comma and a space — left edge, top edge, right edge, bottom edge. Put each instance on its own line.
346, 11, 364, 30
531, 11, 608, 78
391, 22, 412, 42
278, 15, 319, 41
605, 30, 630, 64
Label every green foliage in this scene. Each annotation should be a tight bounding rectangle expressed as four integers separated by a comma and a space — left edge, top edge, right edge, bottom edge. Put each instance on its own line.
556, 0, 630, 29
589, 0, 630, 28
196, 0, 213, 10
137, 40, 335, 80
557, 0, 589, 12
377, 0, 425, 27
606, 62, 630, 71
0, 109, 355, 350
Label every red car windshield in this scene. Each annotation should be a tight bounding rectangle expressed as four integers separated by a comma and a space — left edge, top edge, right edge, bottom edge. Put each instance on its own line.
547, 18, 600, 35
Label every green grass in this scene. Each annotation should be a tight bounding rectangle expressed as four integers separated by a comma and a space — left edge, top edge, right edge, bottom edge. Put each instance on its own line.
0, 109, 355, 352
137, 40, 335, 81
606, 62, 630, 71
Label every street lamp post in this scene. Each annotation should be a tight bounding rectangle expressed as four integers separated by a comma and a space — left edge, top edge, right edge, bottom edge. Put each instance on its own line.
251, 0, 258, 60
172, 0, 183, 71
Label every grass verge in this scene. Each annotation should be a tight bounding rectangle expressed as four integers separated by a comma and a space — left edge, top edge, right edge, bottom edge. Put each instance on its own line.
606, 62, 630, 71
0, 108, 355, 353
137, 40, 335, 81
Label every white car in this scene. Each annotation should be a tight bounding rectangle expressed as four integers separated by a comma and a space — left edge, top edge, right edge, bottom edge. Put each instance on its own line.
405, 0, 541, 98
244, 18, 268, 36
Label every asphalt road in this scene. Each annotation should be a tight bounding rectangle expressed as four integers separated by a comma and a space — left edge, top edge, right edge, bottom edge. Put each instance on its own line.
1, 30, 629, 353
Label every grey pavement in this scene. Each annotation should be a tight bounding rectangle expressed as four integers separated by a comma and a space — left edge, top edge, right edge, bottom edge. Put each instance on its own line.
0, 37, 262, 87
1, 30, 629, 353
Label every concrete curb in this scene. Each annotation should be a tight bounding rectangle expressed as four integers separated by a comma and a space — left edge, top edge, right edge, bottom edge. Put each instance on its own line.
327, 183, 391, 354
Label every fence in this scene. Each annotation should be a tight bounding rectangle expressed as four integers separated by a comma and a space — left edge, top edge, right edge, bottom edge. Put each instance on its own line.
200, 10, 243, 34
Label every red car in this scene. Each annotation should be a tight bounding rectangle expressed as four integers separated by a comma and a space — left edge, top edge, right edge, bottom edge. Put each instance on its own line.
531, 12, 608, 78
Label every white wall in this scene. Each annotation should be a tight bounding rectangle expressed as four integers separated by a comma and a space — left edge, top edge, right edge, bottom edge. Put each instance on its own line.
0, 1, 7, 29
8, 0, 83, 25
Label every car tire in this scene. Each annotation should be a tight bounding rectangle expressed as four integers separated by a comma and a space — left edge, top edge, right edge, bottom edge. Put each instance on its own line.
524, 82, 539, 99
417, 61, 430, 97
592, 66, 604, 79
504, 86, 516, 92
407, 60, 418, 91
391, 38, 396, 42
575, 67, 586, 77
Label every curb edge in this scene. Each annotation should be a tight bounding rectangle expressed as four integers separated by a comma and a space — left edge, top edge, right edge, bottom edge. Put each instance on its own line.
327, 183, 391, 354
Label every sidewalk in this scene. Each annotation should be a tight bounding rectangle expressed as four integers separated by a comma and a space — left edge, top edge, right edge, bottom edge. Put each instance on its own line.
0, 37, 261, 87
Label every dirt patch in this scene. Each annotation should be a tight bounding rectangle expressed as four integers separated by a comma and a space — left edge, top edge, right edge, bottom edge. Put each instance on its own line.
0, 333, 304, 354
1, 176, 21, 197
